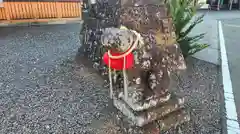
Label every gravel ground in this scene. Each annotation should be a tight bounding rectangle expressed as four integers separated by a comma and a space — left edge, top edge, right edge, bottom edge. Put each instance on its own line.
170, 57, 224, 134
0, 24, 224, 134
0, 24, 109, 134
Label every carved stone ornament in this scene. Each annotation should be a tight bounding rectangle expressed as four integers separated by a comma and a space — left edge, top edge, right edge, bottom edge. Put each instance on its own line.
78, 0, 190, 130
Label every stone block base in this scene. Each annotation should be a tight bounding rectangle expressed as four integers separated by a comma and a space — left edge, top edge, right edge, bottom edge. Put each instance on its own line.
142, 109, 190, 133
113, 94, 189, 127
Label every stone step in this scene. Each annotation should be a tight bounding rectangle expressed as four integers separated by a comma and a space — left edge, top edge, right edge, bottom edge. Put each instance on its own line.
118, 91, 181, 111
158, 109, 190, 132
113, 94, 186, 127
142, 109, 190, 133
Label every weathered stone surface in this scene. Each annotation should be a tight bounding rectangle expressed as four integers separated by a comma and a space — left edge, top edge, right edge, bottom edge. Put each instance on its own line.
118, 91, 171, 111
140, 109, 190, 133
119, 5, 170, 35
157, 109, 190, 132
79, 0, 189, 130
113, 93, 185, 127
121, 0, 165, 6
101, 27, 186, 98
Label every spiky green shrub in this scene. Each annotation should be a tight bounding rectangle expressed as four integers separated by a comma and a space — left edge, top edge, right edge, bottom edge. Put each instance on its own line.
165, 0, 209, 58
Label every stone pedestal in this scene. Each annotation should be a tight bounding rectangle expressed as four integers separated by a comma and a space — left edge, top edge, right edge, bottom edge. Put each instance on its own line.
113, 91, 190, 128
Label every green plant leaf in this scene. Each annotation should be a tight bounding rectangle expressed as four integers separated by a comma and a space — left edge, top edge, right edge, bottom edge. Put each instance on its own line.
188, 33, 205, 43
180, 14, 204, 39
166, 0, 209, 57
179, 33, 205, 43
188, 43, 209, 55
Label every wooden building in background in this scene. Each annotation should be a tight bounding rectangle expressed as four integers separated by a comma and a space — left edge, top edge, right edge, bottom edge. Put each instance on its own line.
0, 0, 82, 23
